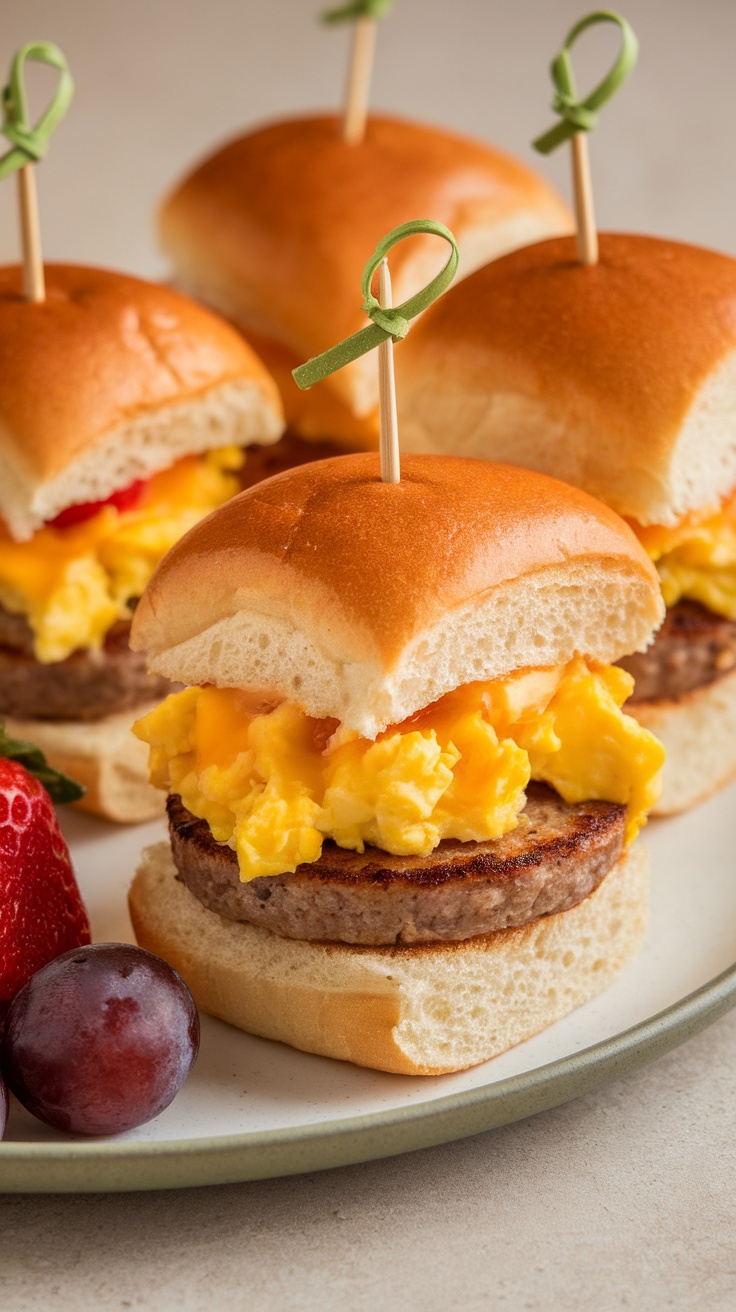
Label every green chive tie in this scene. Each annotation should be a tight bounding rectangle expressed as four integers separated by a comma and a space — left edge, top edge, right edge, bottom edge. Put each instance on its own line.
0, 41, 74, 179
533, 10, 638, 157
292, 219, 459, 390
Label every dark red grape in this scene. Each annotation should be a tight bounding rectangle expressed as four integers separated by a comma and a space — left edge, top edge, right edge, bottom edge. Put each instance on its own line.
0, 943, 199, 1136
0, 1071, 7, 1139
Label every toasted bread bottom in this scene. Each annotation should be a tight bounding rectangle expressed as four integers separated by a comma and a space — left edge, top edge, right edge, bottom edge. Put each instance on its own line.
629, 664, 736, 814
129, 840, 648, 1075
4, 705, 164, 824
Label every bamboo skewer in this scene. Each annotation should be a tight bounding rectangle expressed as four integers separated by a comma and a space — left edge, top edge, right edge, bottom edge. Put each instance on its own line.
342, 17, 376, 144
531, 13, 639, 271
377, 258, 400, 483
0, 42, 74, 305
17, 163, 45, 301
570, 131, 598, 267
291, 222, 459, 472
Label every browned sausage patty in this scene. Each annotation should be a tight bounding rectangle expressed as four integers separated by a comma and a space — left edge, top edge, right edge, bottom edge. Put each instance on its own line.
167, 784, 626, 946
619, 600, 736, 702
0, 610, 173, 721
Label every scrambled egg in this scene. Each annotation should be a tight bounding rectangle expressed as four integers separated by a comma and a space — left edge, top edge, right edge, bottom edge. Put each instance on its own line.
632, 489, 736, 619
0, 448, 243, 662
134, 659, 664, 882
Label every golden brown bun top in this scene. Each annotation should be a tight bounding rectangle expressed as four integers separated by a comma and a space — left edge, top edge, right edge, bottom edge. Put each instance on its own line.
0, 263, 281, 484
159, 113, 572, 365
133, 452, 661, 668
397, 233, 736, 525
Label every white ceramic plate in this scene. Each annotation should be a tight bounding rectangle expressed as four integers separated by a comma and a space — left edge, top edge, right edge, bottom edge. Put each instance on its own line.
2, 782, 736, 1192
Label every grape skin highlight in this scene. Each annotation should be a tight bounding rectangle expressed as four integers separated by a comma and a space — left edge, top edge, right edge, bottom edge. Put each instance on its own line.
0, 943, 200, 1136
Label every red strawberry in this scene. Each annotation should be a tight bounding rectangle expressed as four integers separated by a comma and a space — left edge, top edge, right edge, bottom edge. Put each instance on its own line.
0, 759, 90, 1018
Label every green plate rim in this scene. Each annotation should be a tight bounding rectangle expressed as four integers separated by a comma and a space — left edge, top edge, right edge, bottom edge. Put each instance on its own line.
2, 958, 736, 1193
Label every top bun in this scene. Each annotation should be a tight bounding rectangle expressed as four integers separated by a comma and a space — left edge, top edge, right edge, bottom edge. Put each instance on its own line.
397, 233, 736, 527
159, 114, 572, 443
0, 264, 284, 540
131, 453, 663, 738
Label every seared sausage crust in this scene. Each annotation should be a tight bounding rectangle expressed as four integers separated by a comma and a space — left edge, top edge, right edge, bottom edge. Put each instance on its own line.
0, 611, 172, 721
167, 784, 626, 946
620, 600, 736, 703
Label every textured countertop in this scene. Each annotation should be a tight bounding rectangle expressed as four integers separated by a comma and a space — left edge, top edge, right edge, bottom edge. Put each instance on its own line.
2, 1011, 735, 1309
1, 1, 736, 1307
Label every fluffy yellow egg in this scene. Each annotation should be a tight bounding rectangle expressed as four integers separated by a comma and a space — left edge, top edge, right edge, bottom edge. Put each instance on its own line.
0, 448, 242, 662
632, 489, 736, 619
135, 660, 664, 883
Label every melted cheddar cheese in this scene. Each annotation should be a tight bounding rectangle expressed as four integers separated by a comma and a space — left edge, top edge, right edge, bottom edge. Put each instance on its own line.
134, 659, 664, 882
0, 448, 243, 662
632, 488, 736, 619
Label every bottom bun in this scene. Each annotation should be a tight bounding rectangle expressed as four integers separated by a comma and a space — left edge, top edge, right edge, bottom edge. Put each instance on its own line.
129, 840, 648, 1075
4, 704, 164, 824
630, 665, 736, 815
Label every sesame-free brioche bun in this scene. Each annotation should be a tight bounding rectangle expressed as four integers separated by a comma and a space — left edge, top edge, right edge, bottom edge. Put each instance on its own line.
158, 114, 572, 447
129, 838, 648, 1075
131, 453, 664, 738
397, 233, 736, 527
0, 264, 285, 541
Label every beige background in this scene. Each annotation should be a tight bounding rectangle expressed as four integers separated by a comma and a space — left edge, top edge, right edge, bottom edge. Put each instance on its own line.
1, 0, 736, 1307
1, 0, 735, 274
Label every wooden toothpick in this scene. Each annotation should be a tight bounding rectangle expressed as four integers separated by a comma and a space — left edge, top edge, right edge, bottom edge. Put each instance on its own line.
342, 17, 376, 144
570, 131, 598, 267
532, 12, 639, 270
378, 258, 400, 483
0, 43, 75, 304
291, 221, 460, 456
17, 163, 45, 301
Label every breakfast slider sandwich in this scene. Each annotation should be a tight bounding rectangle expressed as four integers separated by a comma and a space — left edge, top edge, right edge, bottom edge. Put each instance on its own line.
159, 113, 571, 453
396, 232, 736, 813
0, 264, 284, 822
129, 452, 664, 1074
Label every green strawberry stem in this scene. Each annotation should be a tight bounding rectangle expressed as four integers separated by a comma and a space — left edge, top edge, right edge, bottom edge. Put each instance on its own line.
0, 721, 85, 804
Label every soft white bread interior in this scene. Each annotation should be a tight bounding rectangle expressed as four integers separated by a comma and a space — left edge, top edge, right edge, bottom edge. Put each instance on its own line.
159, 113, 572, 441
4, 705, 164, 824
129, 839, 648, 1076
0, 264, 284, 540
131, 453, 664, 738
630, 666, 736, 814
396, 234, 736, 526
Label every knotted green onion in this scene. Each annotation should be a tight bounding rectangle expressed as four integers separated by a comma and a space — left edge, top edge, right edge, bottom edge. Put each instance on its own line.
322, 0, 394, 23
533, 10, 638, 156
0, 41, 73, 179
292, 219, 458, 390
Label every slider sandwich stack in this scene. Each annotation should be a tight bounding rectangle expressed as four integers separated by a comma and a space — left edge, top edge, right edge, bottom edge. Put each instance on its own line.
129, 454, 664, 1073
396, 233, 736, 812
158, 116, 572, 453
0, 265, 284, 821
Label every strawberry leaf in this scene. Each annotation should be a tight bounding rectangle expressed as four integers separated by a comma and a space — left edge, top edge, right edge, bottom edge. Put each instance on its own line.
0, 721, 85, 804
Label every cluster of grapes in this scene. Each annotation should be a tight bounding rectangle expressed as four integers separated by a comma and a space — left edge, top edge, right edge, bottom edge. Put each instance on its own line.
0, 944, 199, 1138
